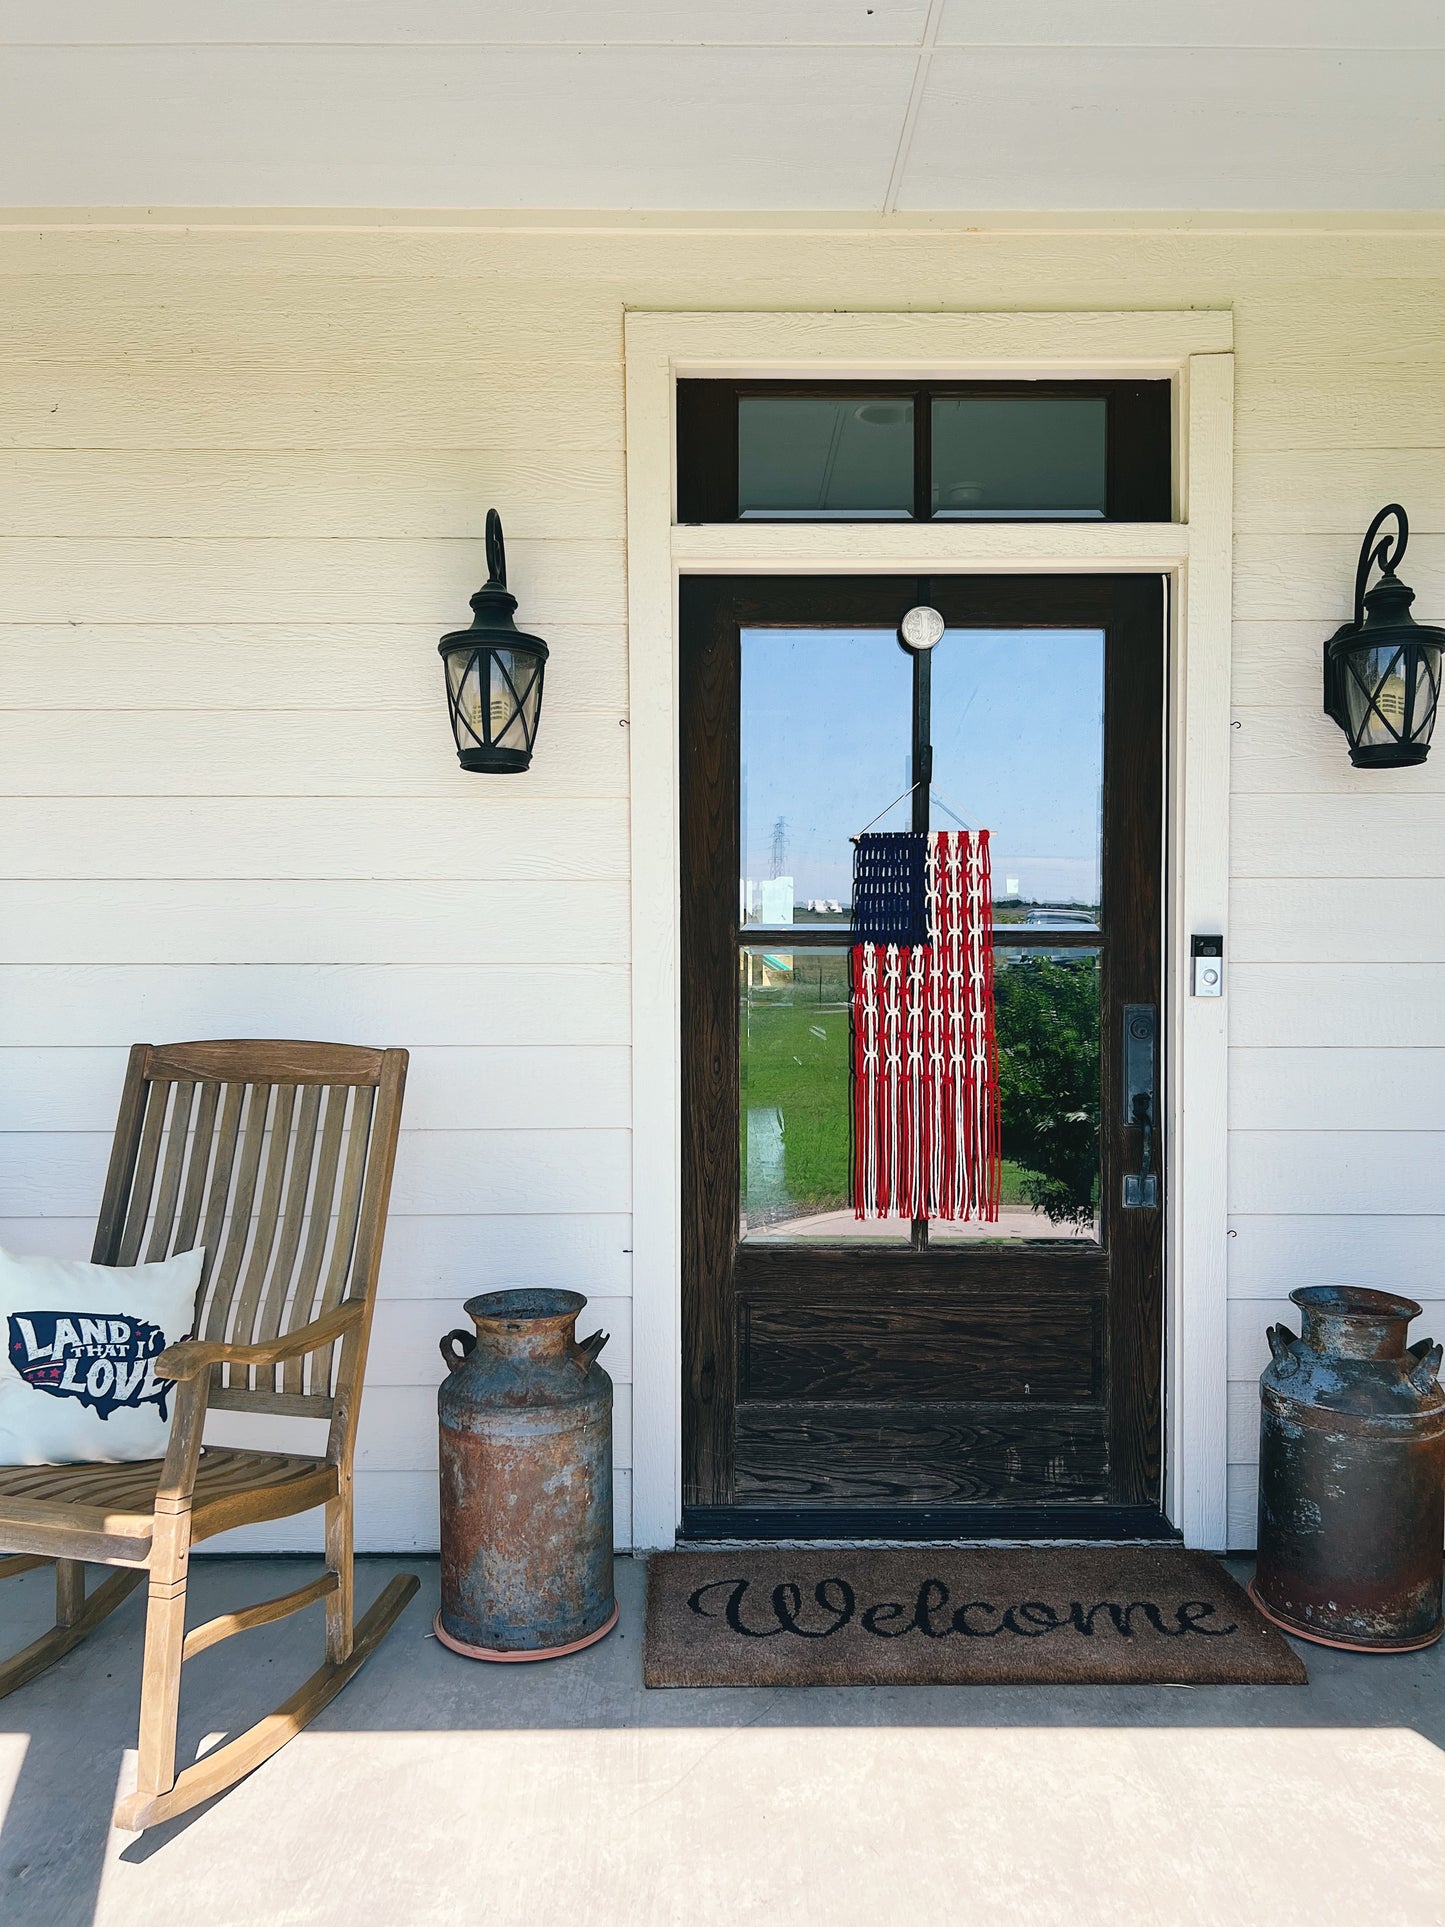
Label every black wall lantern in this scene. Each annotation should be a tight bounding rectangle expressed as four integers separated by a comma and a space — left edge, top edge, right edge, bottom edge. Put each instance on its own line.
439, 509, 549, 773
1324, 504, 1443, 768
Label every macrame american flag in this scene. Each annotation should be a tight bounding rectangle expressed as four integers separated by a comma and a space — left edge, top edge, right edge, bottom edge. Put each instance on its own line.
851, 829, 1001, 1222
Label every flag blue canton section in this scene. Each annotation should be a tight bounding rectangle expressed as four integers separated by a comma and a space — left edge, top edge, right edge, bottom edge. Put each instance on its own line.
850, 832, 930, 945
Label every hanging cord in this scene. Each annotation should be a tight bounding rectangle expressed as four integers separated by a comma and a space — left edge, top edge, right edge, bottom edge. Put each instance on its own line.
851, 782, 975, 841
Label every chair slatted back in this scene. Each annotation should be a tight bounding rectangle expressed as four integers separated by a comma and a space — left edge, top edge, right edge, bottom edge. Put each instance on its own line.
92, 1042, 407, 1419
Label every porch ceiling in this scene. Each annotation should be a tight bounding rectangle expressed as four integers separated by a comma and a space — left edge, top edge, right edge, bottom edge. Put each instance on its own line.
2, 1, 1444, 214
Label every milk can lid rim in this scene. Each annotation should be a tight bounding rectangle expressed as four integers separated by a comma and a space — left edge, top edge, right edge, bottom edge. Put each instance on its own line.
1289, 1285, 1422, 1320
463, 1287, 587, 1324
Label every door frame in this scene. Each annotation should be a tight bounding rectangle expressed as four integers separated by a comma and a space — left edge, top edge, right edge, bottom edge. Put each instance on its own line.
624, 309, 1235, 1550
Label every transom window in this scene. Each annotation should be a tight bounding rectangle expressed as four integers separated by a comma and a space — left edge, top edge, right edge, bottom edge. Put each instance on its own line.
677, 379, 1171, 524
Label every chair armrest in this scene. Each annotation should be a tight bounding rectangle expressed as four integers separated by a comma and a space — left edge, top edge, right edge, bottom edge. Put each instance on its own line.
157, 1300, 365, 1381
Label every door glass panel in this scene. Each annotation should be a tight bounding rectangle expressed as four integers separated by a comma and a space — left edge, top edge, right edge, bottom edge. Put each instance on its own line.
739, 946, 858, 1238
740, 942, 1102, 1245
738, 397, 914, 518
741, 628, 911, 930
738, 623, 1106, 1247
931, 947, 1101, 1243
930, 629, 1104, 930
931, 396, 1106, 518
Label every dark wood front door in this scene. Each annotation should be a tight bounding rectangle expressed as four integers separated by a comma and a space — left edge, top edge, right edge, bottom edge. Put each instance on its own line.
680, 574, 1168, 1540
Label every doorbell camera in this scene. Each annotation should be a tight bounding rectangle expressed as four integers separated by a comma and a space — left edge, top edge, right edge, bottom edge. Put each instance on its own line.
1191, 934, 1224, 998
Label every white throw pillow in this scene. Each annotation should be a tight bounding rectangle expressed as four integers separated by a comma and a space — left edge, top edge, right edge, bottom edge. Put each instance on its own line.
0, 1245, 204, 1465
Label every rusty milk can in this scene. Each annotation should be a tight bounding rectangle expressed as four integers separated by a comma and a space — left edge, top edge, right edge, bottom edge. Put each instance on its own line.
1251, 1286, 1445, 1651
435, 1288, 617, 1661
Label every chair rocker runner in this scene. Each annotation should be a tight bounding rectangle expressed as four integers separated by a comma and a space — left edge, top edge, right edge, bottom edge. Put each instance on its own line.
0, 1040, 419, 1831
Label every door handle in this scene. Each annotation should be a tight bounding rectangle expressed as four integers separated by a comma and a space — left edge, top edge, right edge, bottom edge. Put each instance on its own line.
1122, 1004, 1159, 1209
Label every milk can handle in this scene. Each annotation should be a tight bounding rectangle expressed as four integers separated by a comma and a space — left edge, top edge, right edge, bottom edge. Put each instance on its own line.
1266, 1325, 1299, 1378
440, 1329, 477, 1373
1407, 1337, 1443, 1391
573, 1329, 609, 1373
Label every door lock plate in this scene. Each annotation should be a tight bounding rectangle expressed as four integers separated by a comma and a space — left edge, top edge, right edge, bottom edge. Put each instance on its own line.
1122, 1004, 1159, 1211
1122, 1004, 1157, 1126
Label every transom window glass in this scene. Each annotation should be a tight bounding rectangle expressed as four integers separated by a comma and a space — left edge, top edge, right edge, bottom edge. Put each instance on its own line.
931, 396, 1106, 519
677, 379, 1169, 523
738, 396, 913, 519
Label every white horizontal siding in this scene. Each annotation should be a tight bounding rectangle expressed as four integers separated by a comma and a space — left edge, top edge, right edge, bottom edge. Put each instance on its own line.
1228, 1215, 1445, 1298
7, 799, 632, 882
1232, 714, 1445, 794
1232, 794, 1445, 877
0, 536, 627, 624
1229, 965, 1445, 1048
0, 1045, 632, 1131
0, 881, 629, 963
1226, 1467, 1258, 1554
0, 1213, 636, 1302
0, 623, 629, 710
1229, 1135, 1445, 1216
4, 218, 1445, 1551
0, 965, 631, 1047
0, 452, 628, 541
1228, 1050, 1445, 1131
0, 710, 629, 798
0, 365, 624, 451
0, 1128, 631, 1218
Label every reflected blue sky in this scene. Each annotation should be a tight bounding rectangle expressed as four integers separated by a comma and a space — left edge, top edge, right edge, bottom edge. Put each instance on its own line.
741, 626, 1104, 913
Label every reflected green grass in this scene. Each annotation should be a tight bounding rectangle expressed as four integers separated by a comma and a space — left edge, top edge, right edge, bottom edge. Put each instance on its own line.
740, 949, 1100, 1228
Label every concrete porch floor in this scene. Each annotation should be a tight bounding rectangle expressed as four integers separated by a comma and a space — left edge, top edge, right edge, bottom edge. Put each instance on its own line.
2, 1552, 1444, 1927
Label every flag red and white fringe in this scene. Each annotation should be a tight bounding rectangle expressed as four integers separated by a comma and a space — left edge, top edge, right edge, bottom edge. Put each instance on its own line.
852, 829, 1000, 1221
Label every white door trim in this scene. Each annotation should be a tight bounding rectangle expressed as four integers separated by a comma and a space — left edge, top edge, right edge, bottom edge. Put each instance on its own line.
623, 309, 1234, 1549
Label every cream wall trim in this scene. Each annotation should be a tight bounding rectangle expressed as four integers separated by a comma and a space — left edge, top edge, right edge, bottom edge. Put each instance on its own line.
644, 308, 1233, 382
1167, 351, 1235, 1546
625, 309, 1234, 1550
9, 209, 1445, 236
672, 523, 1191, 573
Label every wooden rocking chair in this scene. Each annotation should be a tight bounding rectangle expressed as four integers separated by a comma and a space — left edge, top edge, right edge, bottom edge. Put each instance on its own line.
0, 1040, 419, 1831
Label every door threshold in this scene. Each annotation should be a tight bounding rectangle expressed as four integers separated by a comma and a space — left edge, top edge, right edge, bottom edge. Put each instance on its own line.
680, 1505, 1181, 1544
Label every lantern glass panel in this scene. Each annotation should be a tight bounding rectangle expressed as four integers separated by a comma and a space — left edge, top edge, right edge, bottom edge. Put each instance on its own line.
444, 650, 484, 750
444, 646, 543, 755
1343, 644, 1410, 751
489, 648, 540, 750
1412, 646, 1442, 743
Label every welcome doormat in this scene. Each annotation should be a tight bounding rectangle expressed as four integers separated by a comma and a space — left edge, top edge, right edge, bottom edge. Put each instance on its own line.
644, 1547, 1306, 1688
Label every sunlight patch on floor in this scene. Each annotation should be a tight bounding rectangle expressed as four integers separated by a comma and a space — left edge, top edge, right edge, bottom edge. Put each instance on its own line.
0, 1735, 28, 1834
90, 1724, 1445, 1927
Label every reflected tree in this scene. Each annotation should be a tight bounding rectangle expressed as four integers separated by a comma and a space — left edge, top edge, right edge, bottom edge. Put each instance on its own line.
994, 955, 1101, 1225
